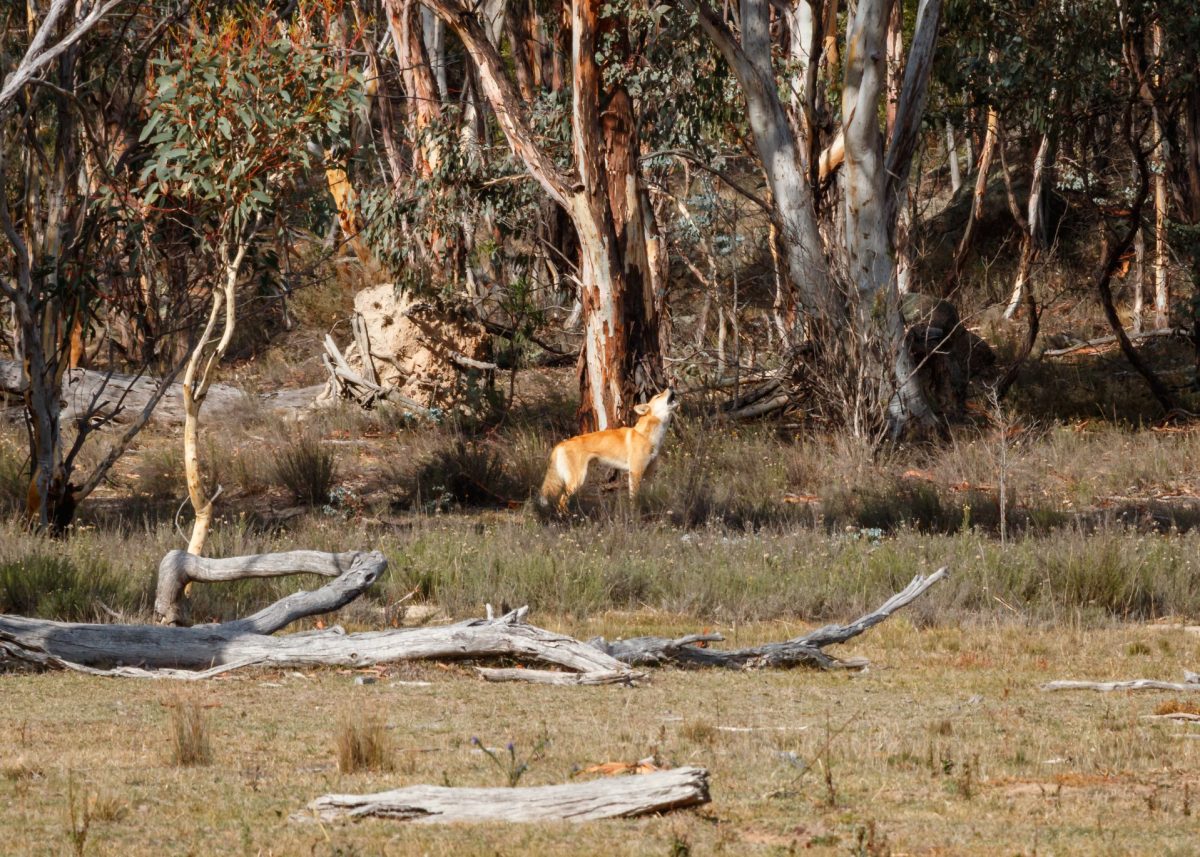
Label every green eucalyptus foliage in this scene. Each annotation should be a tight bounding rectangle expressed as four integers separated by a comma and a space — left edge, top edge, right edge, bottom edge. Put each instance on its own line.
138, 5, 362, 235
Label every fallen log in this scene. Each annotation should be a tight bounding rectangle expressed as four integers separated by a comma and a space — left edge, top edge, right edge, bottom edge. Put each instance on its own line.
1, 552, 947, 681
294, 766, 710, 824
1042, 671, 1200, 693
0, 358, 324, 426
2, 548, 637, 679
1042, 327, 1185, 358
589, 567, 948, 670
0, 607, 636, 676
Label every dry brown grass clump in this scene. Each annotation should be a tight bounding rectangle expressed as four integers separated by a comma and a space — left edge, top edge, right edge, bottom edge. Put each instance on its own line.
336, 713, 394, 773
166, 696, 213, 767
272, 432, 338, 506
1155, 698, 1200, 716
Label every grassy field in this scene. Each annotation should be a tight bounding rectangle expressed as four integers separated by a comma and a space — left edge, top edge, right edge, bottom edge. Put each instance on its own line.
3, 619, 1199, 855
4, 359, 1200, 854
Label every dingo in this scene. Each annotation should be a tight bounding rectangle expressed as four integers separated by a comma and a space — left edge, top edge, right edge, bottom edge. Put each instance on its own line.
537, 388, 678, 514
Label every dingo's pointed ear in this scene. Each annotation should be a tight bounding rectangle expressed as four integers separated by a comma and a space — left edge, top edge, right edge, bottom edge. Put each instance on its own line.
633, 403, 651, 415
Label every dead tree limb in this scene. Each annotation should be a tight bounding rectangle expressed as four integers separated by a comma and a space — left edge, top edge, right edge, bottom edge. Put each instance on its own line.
294, 766, 710, 824
1042, 671, 1199, 693
2, 553, 945, 681
590, 567, 948, 670
1, 548, 638, 680
0, 606, 637, 677
320, 335, 432, 414
154, 549, 386, 628
1042, 327, 1185, 358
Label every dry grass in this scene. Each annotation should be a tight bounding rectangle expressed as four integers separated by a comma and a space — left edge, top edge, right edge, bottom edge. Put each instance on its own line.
335, 713, 394, 774
271, 432, 338, 506
3, 621, 1199, 854
166, 696, 213, 767
4, 375, 1200, 853
1155, 698, 1200, 716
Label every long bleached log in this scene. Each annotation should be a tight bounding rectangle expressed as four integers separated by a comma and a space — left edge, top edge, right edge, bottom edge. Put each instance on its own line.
0, 607, 637, 675
294, 766, 710, 824
1042, 671, 1200, 693
2, 552, 943, 681
592, 567, 949, 670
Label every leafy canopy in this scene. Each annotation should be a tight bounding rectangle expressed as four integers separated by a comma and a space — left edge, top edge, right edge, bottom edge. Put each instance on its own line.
139, 4, 362, 236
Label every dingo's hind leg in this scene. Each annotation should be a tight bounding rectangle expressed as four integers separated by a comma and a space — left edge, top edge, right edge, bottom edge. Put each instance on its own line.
558, 450, 589, 512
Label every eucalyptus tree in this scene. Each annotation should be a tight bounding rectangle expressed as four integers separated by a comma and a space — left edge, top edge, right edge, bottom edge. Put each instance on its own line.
683, 0, 944, 437
137, 4, 360, 553
0, 0, 183, 530
423, 0, 667, 431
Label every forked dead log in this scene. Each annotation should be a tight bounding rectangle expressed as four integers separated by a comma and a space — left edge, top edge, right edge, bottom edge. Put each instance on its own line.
1, 552, 947, 681
294, 766, 710, 824
589, 567, 948, 670
0, 607, 636, 677
1042, 671, 1200, 693
153, 549, 382, 628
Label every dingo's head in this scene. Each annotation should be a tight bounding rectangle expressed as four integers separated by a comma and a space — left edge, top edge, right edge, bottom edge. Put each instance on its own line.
633, 387, 678, 423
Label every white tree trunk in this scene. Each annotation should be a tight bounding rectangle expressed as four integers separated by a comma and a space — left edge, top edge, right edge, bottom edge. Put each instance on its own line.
1003, 131, 1051, 320
945, 119, 961, 192
687, 0, 841, 326
844, 0, 937, 435
1132, 225, 1145, 333
1151, 22, 1170, 331
182, 238, 251, 557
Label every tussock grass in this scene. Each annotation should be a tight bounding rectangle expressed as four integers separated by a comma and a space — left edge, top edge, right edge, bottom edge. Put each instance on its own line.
129, 444, 186, 501
166, 696, 213, 767
271, 432, 337, 506
336, 713, 394, 773
411, 437, 521, 510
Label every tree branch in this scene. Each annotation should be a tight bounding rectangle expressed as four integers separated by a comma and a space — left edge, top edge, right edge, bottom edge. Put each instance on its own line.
0, 0, 125, 111
421, 0, 575, 208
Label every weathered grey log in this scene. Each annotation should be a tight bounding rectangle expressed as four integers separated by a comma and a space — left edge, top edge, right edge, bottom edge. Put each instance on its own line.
476, 667, 638, 685
593, 567, 948, 670
154, 549, 380, 627
294, 766, 709, 824
1042, 671, 1200, 693
0, 630, 262, 679
320, 335, 431, 414
720, 378, 782, 412
3, 553, 942, 680
1042, 327, 1185, 358
0, 359, 323, 426
0, 605, 636, 676
724, 392, 789, 422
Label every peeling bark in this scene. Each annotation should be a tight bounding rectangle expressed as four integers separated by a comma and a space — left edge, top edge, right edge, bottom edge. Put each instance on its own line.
424, 0, 663, 430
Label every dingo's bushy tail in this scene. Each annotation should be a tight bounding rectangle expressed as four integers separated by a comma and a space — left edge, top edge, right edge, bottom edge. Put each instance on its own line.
536, 446, 565, 517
